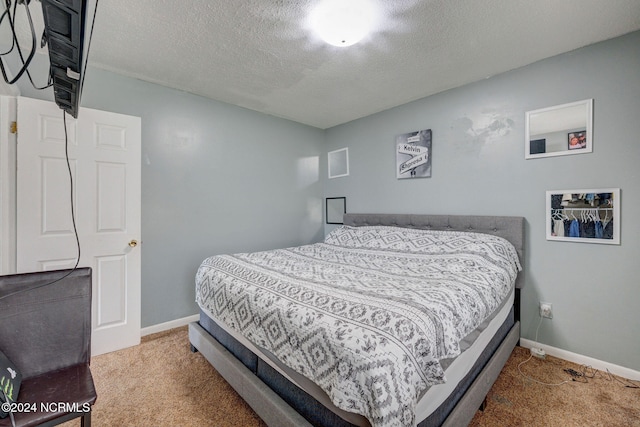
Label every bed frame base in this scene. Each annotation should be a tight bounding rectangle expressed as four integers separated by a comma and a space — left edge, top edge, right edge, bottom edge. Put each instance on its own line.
189, 321, 313, 427
441, 321, 519, 426
189, 320, 520, 427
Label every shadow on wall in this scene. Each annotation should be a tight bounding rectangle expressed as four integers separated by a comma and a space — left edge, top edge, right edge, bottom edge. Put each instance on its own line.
450, 111, 515, 157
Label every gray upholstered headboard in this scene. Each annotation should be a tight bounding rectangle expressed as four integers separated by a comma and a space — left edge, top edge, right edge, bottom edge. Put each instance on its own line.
343, 213, 525, 289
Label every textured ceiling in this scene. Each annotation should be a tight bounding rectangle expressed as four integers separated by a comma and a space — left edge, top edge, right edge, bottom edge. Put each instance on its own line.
22, 0, 640, 128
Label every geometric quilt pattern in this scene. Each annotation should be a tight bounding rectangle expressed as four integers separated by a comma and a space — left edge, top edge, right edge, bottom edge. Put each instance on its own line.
196, 227, 520, 427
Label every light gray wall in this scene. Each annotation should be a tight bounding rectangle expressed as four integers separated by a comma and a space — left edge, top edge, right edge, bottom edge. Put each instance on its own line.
12, 30, 639, 371
15, 61, 325, 328
323, 31, 640, 372
83, 70, 326, 327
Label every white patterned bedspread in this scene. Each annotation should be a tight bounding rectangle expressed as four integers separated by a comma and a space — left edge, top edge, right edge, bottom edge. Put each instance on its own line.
195, 226, 521, 427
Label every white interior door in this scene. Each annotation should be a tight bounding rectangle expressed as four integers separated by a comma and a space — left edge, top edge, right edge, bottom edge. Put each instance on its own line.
16, 96, 141, 356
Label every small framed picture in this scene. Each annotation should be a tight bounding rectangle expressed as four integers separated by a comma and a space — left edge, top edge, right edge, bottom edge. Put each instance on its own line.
326, 197, 346, 224
396, 129, 432, 179
328, 148, 349, 178
567, 130, 587, 150
546, 188, 620, 245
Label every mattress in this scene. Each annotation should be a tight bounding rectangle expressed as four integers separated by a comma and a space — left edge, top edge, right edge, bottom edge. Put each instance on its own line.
195, 225, 521, 427
199, 287, 514, 426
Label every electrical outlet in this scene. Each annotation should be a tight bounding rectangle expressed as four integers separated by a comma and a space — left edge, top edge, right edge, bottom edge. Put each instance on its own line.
540, 302, 553, 319
530, 347, 546, 359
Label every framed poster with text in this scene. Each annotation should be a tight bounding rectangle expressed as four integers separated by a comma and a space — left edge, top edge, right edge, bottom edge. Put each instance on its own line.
396, 129, 432, 179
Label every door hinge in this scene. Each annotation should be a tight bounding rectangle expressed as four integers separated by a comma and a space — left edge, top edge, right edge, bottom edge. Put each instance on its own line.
10, 121, 17, 134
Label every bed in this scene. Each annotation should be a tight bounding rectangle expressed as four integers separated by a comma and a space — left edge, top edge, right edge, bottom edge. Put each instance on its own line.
189, 213, 524, 427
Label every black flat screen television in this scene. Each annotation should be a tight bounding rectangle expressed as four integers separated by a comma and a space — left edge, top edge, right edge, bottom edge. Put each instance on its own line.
40, 0, 98, 118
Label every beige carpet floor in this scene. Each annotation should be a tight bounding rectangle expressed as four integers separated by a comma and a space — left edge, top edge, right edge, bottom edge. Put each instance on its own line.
63, 326, 639, 426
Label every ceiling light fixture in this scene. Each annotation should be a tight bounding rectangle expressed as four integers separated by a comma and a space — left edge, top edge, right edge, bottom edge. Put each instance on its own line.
310, 0, 376, 47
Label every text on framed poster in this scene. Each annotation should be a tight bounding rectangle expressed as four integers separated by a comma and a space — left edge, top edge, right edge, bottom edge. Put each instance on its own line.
396, 129, 432, 179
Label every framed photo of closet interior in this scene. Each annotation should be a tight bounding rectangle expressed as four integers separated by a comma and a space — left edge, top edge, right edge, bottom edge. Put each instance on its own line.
546, 188, 620, 245
396, 129, 432, 179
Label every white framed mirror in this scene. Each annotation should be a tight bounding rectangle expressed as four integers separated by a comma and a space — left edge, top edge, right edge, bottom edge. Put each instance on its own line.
546, 188, 620, 245
328, 147, 349, 178
525, 99, 593, 159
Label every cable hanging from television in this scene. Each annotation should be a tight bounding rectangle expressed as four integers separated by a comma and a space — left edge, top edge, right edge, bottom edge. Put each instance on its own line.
0, 0, 54, 90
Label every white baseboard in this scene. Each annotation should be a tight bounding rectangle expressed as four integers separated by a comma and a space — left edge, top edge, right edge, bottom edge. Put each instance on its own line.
520, 338, 640, 381
141, 314, 199, 337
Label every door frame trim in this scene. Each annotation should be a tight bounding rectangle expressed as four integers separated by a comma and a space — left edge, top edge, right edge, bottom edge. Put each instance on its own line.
0, 96, 17, 275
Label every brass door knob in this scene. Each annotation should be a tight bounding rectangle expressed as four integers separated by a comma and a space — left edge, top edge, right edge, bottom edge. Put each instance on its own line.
128, 239, 138, 247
